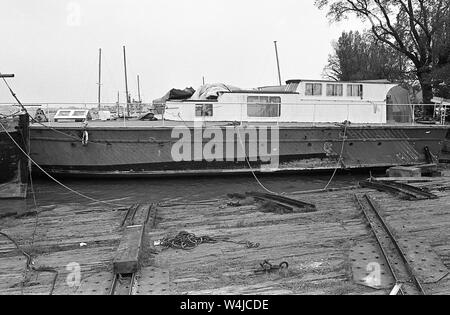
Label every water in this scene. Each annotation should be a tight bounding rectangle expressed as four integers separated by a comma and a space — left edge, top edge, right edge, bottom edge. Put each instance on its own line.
0, 172, 370, 214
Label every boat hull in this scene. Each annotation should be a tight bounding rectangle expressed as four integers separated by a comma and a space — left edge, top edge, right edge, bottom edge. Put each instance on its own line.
0, 114, 29, 198
29, 123, 449, 177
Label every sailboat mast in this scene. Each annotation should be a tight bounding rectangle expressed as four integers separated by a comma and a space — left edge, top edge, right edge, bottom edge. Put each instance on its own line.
116, 91, 120, 117
123, 45, 130, 117
137, 75, 141, 103
97, 48, 102, 110
274, 41, 282, 86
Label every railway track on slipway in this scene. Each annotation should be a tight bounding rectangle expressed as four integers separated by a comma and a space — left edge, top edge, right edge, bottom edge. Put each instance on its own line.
355, 194, 426, 295
109, 273, 137, 295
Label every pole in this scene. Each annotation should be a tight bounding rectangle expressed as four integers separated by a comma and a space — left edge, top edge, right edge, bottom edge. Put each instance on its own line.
202, 76, 205, 85
274, 41, 282, 86
0, 74, 15, 78
137, 75, 141, 103
123, 46, 130, 117
116, 91, 120, 118
97, 48, 102, 111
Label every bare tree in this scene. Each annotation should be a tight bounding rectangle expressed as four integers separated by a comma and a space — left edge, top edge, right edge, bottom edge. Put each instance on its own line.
316, 0, 450, 116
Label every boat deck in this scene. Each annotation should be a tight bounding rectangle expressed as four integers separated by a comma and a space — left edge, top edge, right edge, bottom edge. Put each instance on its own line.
31, 120, 450, 130
0, 171, 449, 295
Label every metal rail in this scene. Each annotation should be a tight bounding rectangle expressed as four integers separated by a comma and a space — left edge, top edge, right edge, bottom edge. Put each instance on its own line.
359, 180, 438, 200
2, 102, 446, 127
245, 191, 316, 211
377, 180, 438, 199
121, 204, 151, 227
355, 194, 426, 295
109, 273, 136, 295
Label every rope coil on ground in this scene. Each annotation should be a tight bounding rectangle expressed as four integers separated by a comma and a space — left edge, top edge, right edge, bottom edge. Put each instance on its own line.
160, 231, 217, 250
159, 231, 260, 250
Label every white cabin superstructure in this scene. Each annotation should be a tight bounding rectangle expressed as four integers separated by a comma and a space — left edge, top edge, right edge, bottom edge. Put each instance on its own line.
163, 79, 408, 124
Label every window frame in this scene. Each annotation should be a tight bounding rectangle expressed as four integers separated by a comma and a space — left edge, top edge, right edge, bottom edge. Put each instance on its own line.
195, 103, 214, 117
246, 96, 281, 118
347, 84, 363, 97
326, 84, 344, 97
305, 83, 323, 96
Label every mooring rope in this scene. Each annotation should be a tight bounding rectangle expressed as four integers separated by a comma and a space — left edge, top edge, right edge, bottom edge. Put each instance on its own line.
0, 232, 59, 295
235, 126, 279, 195
323, 121, 349, 190
0, 121, 126, 208
234, 121, 349, 195
1, 74, 109, 146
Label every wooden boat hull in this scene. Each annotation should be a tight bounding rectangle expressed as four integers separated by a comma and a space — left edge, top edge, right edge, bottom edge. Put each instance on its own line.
29, 123, 449, 177
0, 114, 29, 198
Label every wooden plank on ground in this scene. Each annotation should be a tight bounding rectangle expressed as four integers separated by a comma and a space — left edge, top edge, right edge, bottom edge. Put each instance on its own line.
373, 177, 435, 183
113, 225, 144, 274
387, 166, 422, 178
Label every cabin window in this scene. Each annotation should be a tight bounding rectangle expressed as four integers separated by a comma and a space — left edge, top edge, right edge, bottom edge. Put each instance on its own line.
58, 111, 71, 116
195, 104, 213, 117
247, 96, 281, 117
347, 84, 363, 97
326, 84, 343, 96
286, 82, 299, 92
305, 83, 322, 96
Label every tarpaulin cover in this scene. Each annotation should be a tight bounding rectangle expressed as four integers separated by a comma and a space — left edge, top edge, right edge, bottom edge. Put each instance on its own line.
189, 83, 241, 100
386, 85, 413, 123
153, 87, 195, 105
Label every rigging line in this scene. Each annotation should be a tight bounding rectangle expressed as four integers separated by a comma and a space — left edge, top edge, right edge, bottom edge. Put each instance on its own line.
235, 126, 279, 195
29, 171, 39, 246
25, 128, 39, 246
0, 121, 127, 208
0, 231, 59, 295
0, 75, 109, 146
17, 122, 39, 246
234, 121, 348, 196
174, 113, 278, 195
323, 121, 348, 190
295, 121, 349, 195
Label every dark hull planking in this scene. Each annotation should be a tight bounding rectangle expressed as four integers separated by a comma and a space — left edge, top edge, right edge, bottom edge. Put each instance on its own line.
0, 114, 29, 198
29, 123, 449, 178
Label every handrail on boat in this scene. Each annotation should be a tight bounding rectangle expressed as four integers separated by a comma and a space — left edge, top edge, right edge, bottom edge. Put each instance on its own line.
1, 102, 448, 126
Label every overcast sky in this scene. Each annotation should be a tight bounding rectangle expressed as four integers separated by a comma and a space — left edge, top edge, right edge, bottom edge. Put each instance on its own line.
0, 0, 364, 104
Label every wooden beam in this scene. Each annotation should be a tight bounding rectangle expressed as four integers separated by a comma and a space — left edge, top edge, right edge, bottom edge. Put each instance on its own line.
113, 225, 144, 274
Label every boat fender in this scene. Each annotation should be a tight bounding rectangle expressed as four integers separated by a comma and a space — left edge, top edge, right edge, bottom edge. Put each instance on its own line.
82, 130, 89, 146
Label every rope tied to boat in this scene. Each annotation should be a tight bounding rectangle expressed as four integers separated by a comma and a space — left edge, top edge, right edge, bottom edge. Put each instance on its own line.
0, 120, 127, 208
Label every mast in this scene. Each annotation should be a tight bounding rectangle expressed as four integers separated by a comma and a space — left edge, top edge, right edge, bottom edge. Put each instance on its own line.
274, 41, 282, 86
137, 75, 141, 103
97, 48, 102, 110
123, 45, 130, 117
116, 91, 120, 117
